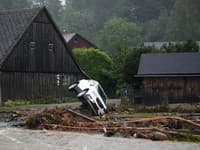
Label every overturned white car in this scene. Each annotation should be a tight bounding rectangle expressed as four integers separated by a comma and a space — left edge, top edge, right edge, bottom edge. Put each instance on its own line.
68, 79, 107, 116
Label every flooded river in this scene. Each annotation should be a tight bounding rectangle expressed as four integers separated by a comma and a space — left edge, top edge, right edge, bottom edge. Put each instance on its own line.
0, 127, 199, 150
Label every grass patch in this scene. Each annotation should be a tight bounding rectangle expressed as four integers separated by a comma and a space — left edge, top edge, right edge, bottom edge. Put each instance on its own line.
0, 106, 9, 110
170, 134, 200, 142
4, 99, 30, 107
1, 97, 79, 108
108, 113, 157, 118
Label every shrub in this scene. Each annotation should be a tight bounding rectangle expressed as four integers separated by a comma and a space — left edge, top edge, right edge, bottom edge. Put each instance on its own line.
73, 48, 116, 95
4, 99, 30, 107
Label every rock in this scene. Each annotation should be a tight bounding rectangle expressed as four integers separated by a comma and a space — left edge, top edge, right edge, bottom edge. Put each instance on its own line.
104, 131, 115, 137
103, 128, 115, 137
152, 132, 168, 141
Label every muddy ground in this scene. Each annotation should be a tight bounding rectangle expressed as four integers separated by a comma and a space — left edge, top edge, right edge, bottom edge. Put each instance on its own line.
0, 128, 200, 150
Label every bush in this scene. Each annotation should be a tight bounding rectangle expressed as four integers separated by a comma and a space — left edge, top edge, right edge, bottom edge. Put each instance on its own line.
4, 99, 30, 107
3, 97, 79, 107
73, 48, 116, 95
161, 40, 199, 53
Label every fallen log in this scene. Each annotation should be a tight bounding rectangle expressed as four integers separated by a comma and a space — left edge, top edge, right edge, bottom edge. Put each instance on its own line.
76, 116, 200, 129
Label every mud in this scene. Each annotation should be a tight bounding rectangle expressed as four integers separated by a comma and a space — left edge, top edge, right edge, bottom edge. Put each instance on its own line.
0, 128, 199, 150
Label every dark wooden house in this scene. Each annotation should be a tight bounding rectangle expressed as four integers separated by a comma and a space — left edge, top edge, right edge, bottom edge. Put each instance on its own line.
0, 7, 87, 105
135, 52, 200, 105
62, 32, 97, 50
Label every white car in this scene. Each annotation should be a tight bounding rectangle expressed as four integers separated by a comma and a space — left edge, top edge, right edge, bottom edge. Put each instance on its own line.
68, 79, 107, 116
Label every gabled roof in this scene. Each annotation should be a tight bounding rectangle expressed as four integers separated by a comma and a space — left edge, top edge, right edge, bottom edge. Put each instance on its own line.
63, 33, 76, 42
62, 32, 97, 49
0, 7, 88, 77
0, 7, 42, 65
136, 52, 200, 77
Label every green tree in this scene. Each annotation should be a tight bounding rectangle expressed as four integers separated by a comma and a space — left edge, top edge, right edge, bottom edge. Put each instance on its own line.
68, 0, 122, 30
142, 10, 169, 41
110, 47, 133, 89
96, 18, 142, 53
166, 0, 200, 41
161, 40, 199, 53
73, 48, 115, 95
60, 6, 97, 40
124, 47, 164, 84
115, 0, 174, 22
32, 0, 63, 22
0, 0, 31, 10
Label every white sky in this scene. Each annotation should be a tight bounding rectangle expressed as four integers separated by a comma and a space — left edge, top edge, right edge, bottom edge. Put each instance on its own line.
60, 0, 66, 5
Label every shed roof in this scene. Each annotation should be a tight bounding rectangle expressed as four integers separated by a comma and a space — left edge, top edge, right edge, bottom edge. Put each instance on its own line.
136, 52, 200, 77
62, 32, 97, 49
0, 7, 42, 66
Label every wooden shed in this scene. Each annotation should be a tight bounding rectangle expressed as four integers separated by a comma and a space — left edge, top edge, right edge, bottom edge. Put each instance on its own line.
62, 32, 97, 50
0, 7, 87, 104
135, 52, 200, 105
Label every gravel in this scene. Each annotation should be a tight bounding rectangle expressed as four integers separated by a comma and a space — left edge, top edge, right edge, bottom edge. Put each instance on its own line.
0, 128, 199, 150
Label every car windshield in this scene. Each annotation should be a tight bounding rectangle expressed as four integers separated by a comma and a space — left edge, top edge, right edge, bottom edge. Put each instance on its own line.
97, 86, 107, 103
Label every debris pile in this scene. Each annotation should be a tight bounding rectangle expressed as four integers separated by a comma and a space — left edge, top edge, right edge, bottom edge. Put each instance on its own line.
26, 107, 200, 141
26, 107, 95, 129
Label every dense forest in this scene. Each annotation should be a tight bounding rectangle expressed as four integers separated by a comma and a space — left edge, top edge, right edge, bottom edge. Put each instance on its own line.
1, 0, 200, 52
0, 0, 200, 95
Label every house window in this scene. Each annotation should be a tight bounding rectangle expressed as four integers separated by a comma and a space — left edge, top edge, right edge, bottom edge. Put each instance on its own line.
29, 42, 36, 50
74, 38, 78, 44
56, 74, 61, 86
48, 43, 54, 52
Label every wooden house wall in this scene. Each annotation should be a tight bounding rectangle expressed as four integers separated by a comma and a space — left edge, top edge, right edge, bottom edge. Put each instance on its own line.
142, 77, 200, 104
0, 10, 86, 101
1, 72, 83, 101
1, 10, 82, 74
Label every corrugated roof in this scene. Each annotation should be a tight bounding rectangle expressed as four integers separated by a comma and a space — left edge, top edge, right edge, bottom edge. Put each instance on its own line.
0, 7, 42, 65
137, 52, 200, 77
63, 33, 76, 42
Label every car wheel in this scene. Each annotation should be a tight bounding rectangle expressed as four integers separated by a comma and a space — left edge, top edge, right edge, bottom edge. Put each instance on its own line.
77, 90, 87, 98
68, 83, 77, 91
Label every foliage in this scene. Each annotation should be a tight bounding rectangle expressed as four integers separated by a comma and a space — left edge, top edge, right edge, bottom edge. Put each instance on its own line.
96, 18, 142, 53
123, 46, 164, 84
31, 0, 64, 23
170, 134, 200, 142
122, 0, 174, 22
4, 99, 30, 107
68, 0, 122, 29
60, 6, 97, 39
0, 0, 199, 44
73, 48, 115, 95
165, 0, 200, 41
3, 97, 79, 107
111, 47, 133, 89
142, 10, 169, 41
0, 0, 31, 10
162, 40, 199, 53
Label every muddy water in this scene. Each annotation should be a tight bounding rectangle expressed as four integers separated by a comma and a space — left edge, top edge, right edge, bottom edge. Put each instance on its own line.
0, 128, 199, 150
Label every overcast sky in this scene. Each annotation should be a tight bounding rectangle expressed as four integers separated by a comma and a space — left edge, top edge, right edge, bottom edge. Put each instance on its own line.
61, 0, 65, 5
